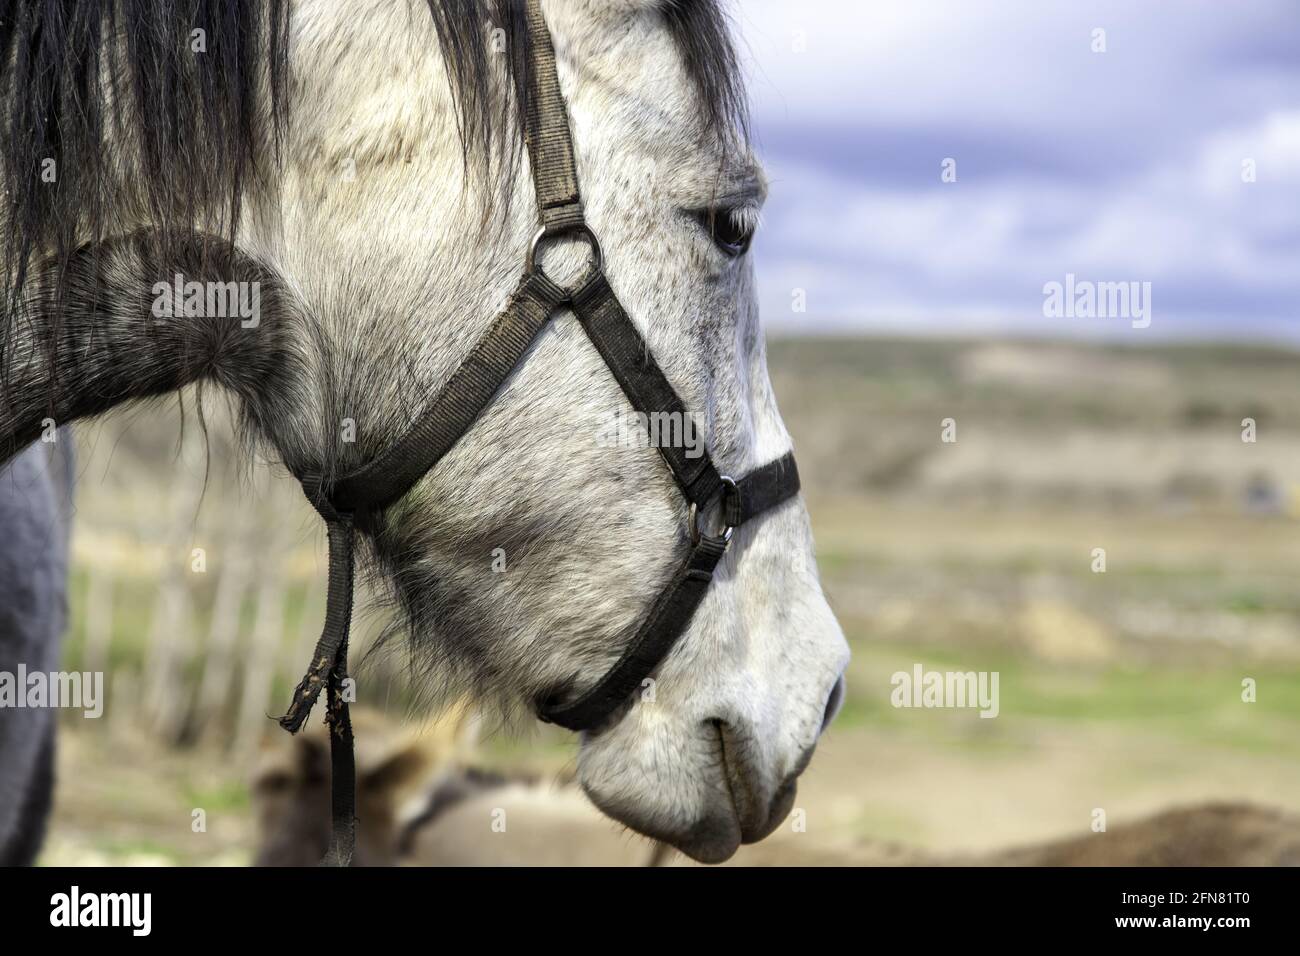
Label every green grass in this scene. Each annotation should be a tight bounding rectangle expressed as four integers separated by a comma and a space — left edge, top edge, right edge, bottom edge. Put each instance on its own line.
88, 837, 185, 861
838, 635, 1300, 757
184, 780, 251, 814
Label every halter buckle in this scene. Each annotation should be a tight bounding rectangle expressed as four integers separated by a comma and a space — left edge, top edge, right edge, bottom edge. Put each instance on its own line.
689, 475, 738, 546
527, 222, 603, 286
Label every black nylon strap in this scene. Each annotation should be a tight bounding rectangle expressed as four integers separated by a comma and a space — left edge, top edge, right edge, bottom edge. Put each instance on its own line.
326, 271, 568, 513
727, 452, 800, 528
523, 0, 584, 230
278, 511, 357, 866
280, 514, 355, 733
538, 534, 729, 731
319, 655, 356, 867
571, 272, 724, 507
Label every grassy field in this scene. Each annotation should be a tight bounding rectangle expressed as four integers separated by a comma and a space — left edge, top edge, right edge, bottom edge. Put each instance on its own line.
43, 335, 1300, 864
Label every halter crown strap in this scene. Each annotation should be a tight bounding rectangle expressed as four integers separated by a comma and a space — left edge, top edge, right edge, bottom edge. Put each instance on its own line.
523, 0, 584, 230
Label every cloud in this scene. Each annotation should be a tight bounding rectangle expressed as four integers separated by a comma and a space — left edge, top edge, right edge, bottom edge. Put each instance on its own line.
735, 0, 1300, 342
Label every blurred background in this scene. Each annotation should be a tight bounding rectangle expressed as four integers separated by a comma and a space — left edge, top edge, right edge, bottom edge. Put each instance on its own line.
41, 0, 1300, 864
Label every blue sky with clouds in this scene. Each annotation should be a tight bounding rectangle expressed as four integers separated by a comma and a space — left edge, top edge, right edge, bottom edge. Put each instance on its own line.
736, 0, 1299, 343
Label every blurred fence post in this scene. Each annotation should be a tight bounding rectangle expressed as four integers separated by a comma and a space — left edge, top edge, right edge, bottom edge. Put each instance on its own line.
192, 499, 257, 743
142, 432, 205, 741
83, 561, 114, 687
233, 527, 292, 755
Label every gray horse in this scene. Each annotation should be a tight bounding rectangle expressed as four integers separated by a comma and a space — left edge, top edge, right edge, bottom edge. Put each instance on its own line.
0, 434, 73, 865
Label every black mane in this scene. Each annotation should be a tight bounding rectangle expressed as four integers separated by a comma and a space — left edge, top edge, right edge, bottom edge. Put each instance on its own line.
0, 0, 748, 325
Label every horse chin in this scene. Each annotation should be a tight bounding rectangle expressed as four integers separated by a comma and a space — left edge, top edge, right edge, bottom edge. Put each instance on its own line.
577, 773, 798, 864
577, 775, 745, 864
573, 713, 813, 865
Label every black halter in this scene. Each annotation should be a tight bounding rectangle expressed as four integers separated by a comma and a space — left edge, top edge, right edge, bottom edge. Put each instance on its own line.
279, 0, 802, 866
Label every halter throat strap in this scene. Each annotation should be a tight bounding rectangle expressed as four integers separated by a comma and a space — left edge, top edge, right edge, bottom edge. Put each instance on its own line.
279, 0, 801, 865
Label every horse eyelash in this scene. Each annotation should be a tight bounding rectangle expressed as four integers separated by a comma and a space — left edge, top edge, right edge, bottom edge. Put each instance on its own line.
724, 203, 762, 237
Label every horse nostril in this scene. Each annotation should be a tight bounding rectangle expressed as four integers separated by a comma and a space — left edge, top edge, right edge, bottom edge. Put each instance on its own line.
820, 674, 846, 734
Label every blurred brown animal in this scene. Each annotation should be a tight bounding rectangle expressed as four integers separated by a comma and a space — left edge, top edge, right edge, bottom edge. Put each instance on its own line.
399, 778, 659, 866
252, 705, 659, 866
252, 709, 450, 866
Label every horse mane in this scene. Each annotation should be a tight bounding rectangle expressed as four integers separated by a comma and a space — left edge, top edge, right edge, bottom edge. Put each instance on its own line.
0, 0, 747, 349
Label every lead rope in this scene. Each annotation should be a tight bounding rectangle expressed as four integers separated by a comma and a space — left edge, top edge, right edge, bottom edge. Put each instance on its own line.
279, 496, 357, 866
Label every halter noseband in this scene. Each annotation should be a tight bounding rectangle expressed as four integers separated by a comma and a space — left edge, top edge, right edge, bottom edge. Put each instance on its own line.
279, 0, 802, 866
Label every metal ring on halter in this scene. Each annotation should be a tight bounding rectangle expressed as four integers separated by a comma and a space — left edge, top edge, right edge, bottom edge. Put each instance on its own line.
689, 475, 738, 546
527, 222, 603, 283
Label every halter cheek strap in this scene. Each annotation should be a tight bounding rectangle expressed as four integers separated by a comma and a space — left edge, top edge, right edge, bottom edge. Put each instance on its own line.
279, 0, 802, 866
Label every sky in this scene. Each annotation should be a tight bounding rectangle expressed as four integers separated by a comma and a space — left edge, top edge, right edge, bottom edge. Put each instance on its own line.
734, 0, 1300, 344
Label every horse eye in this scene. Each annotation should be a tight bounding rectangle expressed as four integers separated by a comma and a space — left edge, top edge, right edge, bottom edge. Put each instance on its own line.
692, 206, 756, 257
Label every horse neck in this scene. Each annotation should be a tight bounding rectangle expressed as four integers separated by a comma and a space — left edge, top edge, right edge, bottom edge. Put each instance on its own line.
0, 230, 298, 467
